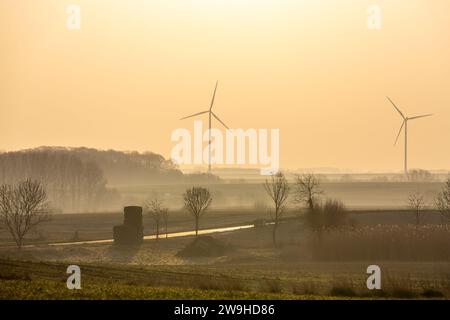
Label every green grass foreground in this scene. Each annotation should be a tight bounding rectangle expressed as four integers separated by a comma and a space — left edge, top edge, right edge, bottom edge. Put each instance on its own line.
0, 279, 328, 300
0, 259, 343, 300
1, 258, 448, 300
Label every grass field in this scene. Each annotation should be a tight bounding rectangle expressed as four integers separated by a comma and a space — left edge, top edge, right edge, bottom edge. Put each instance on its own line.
0, 279, 312, 300
1, 259, 449, 300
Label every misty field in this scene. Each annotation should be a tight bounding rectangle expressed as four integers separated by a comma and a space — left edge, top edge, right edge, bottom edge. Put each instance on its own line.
1, 208, 450, 299
115, 181, 444, 210
1, 173, 449, 300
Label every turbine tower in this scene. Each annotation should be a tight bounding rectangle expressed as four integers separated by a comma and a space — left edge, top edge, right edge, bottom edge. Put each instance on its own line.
387, 97, 433, 176
181, 81, 229, 174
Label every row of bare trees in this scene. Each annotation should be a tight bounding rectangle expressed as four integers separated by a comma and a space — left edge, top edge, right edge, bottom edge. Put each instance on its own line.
150, 172, 345, 247
145, 187, 213, 240
145, 198, 169, 240
263, 172, 450, 247
0, 181, 213, 248
262, 172, 348, 246
0, 150, 115, 212
409, 178, 450, 225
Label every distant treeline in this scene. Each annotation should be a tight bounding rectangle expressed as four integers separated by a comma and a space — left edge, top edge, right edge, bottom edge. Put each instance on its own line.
0, 147, 220, 212
0, 148, 118, 212
47, 146, 184, 185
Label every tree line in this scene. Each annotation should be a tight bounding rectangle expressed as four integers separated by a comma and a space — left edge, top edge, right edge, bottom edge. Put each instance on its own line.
263, 172, 450, 246
0, 149, 117, 212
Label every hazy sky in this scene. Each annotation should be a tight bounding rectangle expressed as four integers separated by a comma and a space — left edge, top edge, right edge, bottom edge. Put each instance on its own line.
1, 0, 449, 172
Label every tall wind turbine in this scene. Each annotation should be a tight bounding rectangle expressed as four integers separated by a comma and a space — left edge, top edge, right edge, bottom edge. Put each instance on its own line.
387, 97, 433, 175
181, 81, 229, 174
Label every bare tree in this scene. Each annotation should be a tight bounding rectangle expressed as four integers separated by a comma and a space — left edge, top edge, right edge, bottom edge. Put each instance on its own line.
183, 187, 212, 236
263, 172, 290, 246
294, 173, 323, 210
435, 178, 450, 221
408, 190, 426, 226
145, 198, 167, 240
0, 179, 51, 248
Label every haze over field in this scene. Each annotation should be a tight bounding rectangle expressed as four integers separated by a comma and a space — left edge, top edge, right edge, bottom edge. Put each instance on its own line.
1, 1, 450, 303
1, 0, 450, 172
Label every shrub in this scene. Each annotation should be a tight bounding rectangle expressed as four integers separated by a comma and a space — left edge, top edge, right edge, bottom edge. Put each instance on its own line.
261, 279, 283, 294
330, 286, 357, 297
292, 282, 317, 295
176, 236, 231, 257
305, 198, 348, 233
421, 289, 444, 298
329, 278, 357, 297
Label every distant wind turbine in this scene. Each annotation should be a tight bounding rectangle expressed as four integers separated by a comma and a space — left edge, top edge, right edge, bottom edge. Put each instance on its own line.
387, 96, 433, 175
181, 81, 229, 174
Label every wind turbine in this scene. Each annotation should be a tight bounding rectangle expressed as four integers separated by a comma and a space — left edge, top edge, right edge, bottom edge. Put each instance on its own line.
181, 81, 230, 174
387, 97, 433, 176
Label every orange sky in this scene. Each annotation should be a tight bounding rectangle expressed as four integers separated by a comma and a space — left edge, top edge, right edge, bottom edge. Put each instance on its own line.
1, 0, 449, 172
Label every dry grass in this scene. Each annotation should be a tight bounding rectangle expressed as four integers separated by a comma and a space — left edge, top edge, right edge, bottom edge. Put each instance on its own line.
292, 281, 318, 295
193, 277, 247, 292
308, 224, 450, 261
261, 279, 283, 294
329, 278, 358, 297
292, 273, 450, 299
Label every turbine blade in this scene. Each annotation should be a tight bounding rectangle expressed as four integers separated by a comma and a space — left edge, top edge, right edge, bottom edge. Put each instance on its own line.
180, 110, 209, 120
387, 96, 406, 120
211, 111, 229, 130
394, 121, 405, 146
409, 114, 433, 120
209, 81, 219, 110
